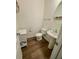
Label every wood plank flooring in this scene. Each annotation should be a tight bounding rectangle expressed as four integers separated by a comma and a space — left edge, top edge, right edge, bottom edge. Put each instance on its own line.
21, 37, 52, 59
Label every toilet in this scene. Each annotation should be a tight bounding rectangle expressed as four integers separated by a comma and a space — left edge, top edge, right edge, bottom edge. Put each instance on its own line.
36, 33, 42, 41
35, 28, 47, 41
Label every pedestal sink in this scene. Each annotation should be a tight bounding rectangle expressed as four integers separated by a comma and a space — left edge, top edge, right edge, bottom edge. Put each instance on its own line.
47, 30, 58, 49
47, 30, 58, 39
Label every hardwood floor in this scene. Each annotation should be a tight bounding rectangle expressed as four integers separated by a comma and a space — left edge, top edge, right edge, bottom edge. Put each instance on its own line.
21, 37, 52, 59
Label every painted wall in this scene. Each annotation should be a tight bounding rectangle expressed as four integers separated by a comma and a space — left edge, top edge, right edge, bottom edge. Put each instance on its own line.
42, 0, 54, 30
16, 0, 62, 38
52, 3, 62, 34
42, 0, 62, 31
54, 3, 62, 17
16, 0, 44, 38
43, 0, 62, 19
44, 0, 52, 19
54, 0, 62, 9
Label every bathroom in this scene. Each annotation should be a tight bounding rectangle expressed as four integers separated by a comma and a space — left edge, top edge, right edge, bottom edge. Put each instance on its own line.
16, 0, 62, 59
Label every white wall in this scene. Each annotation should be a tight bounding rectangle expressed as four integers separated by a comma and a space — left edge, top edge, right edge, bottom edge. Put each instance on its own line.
42, 0, 54, 30
44, 0, 52, 19
43, 0, 62, 19
54, 3, 62, 17
42, 0, 62, 30
54, 0, 62, 9
52, 3, 62, 34
16, 0, 62, 38
16, 0, 44, 38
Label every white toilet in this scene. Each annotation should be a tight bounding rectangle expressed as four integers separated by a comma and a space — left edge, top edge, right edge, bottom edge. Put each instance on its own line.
36, 33, 42, 41
35, 28, 47, 41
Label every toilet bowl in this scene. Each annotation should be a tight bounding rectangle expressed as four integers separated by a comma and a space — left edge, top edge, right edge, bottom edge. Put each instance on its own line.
36, 33, 42, 41
35, 28, 47, 41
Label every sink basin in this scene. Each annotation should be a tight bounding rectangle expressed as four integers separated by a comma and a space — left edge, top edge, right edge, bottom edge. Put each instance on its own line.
47, 30, 58, 39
